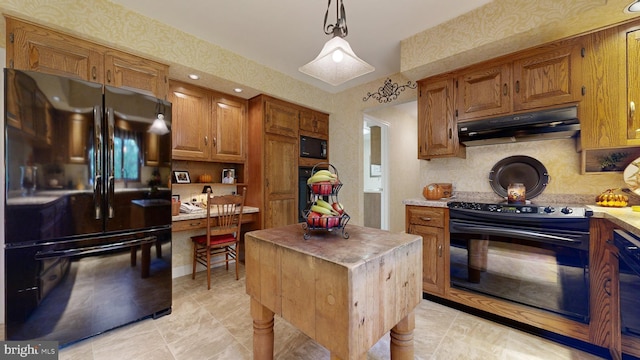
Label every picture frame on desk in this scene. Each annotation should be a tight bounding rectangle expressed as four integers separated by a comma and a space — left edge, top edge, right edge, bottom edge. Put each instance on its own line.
173, 171, 191, 184
222, 169, 235, 184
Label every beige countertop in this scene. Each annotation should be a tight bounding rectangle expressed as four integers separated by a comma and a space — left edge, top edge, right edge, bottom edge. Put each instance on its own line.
172, 206, 259, 221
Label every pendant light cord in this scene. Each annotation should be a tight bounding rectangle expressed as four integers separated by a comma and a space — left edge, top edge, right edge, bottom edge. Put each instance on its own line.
324, 0, 348, 37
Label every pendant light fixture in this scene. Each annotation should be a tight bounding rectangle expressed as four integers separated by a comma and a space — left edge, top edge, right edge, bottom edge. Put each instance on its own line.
626, 0, 640, 12
148, 101, 170, 135
299, 0, 374, 86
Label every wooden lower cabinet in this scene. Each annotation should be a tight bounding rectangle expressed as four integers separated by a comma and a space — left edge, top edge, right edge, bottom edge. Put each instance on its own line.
405, 206, 447, 296
405, 205, 630, 358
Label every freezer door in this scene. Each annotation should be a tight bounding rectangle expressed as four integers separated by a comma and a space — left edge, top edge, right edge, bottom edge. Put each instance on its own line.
4, 228, 172, 346
103, 86, 172, 233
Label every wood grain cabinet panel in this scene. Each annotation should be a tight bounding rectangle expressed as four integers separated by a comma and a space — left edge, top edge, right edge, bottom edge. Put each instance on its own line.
169, 82, 211, 161
417, 76, 465, 160
456, 63, 511, 121
512, 40, 584, 111
405, 206, 448, 296
169, 81, 247, 163
6, 17, 104, 82
104, 51, 168, 99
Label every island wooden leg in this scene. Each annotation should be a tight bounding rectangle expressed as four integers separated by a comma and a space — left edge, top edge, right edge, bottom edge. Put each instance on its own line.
251, 298, 275, 360
390, 310, 415, 360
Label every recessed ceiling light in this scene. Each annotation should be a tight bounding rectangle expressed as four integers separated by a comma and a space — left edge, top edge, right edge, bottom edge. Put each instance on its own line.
188, 74, 200, 80
233, 88, 243, 93
625, 0, 640, 12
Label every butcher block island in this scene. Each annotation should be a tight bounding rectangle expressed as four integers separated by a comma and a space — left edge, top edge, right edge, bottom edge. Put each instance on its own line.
244, 224, 422, 360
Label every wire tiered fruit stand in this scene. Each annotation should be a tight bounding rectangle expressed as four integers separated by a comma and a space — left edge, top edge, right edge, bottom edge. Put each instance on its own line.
301, 163, 350, 240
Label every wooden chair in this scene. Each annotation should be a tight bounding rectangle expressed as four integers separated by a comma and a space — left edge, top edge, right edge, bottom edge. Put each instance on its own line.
190, 188, 246, 289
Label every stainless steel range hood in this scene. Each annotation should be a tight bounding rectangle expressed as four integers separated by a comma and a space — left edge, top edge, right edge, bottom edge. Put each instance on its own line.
458, 105, 579, 146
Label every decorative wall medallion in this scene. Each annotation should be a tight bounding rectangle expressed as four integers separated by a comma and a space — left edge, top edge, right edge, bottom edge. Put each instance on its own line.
363, 78, 417, 103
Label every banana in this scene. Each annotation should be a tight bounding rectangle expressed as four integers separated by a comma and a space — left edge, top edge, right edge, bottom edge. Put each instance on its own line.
315, 199, 333, 210
306, 174, 333, 184
313, 170, 337, 178
311, 205, 333, 215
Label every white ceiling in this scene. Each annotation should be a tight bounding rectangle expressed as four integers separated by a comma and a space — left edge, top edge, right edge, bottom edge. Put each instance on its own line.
108, 0, 493, 94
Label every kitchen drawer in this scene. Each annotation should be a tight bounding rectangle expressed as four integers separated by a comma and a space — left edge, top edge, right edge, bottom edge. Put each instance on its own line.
172, 212, 258, 232
407, 206, 445, 228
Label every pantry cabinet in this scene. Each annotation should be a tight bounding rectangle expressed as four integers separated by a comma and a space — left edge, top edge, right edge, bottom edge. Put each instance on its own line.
6, 16, 169, 99
169, 80, 247, 163
405, 205, 448, 296
417, 76, 465, 160
247, 95, 299, 230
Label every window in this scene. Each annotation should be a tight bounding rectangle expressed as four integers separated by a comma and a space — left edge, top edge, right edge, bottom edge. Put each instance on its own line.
114, 128, 140, 180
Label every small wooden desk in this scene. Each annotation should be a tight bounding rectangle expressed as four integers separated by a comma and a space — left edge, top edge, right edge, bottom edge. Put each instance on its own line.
245, 224, 422, 360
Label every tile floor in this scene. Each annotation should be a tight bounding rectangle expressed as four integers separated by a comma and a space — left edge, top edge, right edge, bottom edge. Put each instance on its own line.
42, 265, 607, 359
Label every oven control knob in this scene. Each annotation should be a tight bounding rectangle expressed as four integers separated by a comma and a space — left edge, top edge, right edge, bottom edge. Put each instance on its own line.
543, 206, 555, 214
561, 207, 573, 215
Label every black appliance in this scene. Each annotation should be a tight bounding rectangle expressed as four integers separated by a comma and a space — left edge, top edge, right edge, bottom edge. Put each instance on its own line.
4, 69, 173, 347
300, 135, 327, 159
298, 167, 314, 223
448, 201, 592, 323
613, 229, 640, 339
458, 105, 580, 146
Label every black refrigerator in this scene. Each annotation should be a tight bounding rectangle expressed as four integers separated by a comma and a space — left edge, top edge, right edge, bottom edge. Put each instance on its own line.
4, 69, 173, 347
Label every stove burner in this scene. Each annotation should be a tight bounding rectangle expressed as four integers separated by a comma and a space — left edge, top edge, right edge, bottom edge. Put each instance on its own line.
447, 201, 592, 218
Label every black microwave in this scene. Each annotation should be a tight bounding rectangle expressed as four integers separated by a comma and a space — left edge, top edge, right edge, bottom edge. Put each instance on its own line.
300, 136, 327, 159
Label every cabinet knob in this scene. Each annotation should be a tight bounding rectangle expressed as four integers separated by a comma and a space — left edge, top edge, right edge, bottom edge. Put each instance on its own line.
630, 101, 636, 121
204, 136, 208, 146
503, 83, 508, 96
91, 66, 97, 80
437, 244, 443, 257
515, 80, 520, 94
106, 70, 112, 83
419, 217, 432, 222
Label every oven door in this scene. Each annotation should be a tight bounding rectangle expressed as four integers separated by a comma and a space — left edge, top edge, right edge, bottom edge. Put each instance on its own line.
449, 213, 590, 323
613, 230, 640, 338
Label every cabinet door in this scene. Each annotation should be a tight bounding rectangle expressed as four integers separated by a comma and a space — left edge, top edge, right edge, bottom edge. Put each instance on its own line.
104, 50, 168, 99
410, 224, 446, 296
300, 110, 329, 138
144, 132, 160, 166
456, 63, 511, 121
211, 97, 246, 161
418, 78, 463, 159
68, 115, 89, 164
512, 41, 583, 111
7, 17, 104, 82
169, 83, 211, 161
628, 29, 640, 140
264, 134, 298, 229
265, 100, 299, 138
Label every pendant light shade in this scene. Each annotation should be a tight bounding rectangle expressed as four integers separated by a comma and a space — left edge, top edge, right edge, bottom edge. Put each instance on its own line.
299, 36, 374, 86
299, 0, 374, 86
148, 113, 170, 135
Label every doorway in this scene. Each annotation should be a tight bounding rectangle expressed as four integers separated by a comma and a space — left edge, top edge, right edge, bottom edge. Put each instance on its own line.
363, 117, 388, 230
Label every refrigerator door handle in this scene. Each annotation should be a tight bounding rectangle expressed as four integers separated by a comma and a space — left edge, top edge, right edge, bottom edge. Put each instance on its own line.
107, 107, 115, 219
34, 236, 157, 259
94, 105, 103, 220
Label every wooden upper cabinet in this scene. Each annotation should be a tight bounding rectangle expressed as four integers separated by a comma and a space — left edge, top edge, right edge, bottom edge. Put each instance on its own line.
628, 28, 640, 141
7, 17, 104, 82
6, 16, 168, 99
265, 100, 299, 138
211, 97, 246, 162
417, 77, 465, 159
169, 82, 211, 161
299, 109, 329, 138
169, 80, 247, 163
456, 63, 511, 121
512, 40, 584, 111
104, 51, 168, 99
